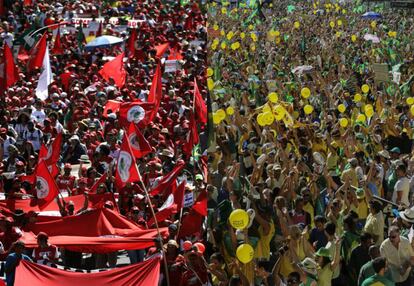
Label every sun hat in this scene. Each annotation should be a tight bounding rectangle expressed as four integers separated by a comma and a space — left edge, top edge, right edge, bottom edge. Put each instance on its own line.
299, 257, 318, 276
399, 207, 414, 223
315, 247, 331, 259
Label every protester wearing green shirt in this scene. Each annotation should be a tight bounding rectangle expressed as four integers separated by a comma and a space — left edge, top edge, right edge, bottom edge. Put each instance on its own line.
361, 257, 395, 286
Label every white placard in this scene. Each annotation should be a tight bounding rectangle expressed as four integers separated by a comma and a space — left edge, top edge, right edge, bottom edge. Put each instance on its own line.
184, 192, 194, 208
165, 60, 181, 73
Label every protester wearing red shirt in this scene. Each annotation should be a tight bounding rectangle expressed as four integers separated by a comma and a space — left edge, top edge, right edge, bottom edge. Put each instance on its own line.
72, 178, 89, 196
32, 232, 59, 264
56, 164, 76, 193
0, 217, 22, 259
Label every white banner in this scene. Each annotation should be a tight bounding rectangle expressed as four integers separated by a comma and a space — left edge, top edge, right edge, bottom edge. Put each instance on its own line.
184, 193, 194, 208
164, 60, 181, 73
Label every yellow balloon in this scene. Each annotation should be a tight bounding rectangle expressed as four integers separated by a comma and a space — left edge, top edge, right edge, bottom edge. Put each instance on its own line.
207, 68, 214, 77
231, 42, 240, 50
361, 84, 370, 94
275, 30, 280, 36
329, 21, 335, 28
263, 104, 271, 113
365, 109, 374, 118
370, 21, 376, 28
351, 35, 357, 42
248, 24, 254, 30
250, 33, 258, 42
337, 19, 343, 26
250, 44, 256, 51
364, 104, 373, 113
216, 109, 226, 120
220, 30, 225, 36
221, 42, 227, 49
294, 21, 300, 29
226, 106, 235, 115
213, 113, 221, 124
342, 9, 347, 14
301, 87, 311, 99
207, 78, 214, 90
304, 104, 314, 115
392, 31, 397, 37
240, 32, 246, 39
268, 92, 278, 103
357, 114, 366, 122
339, 118, 348, 128
354, 93, 362, 102
274, 112, 284, 121
213, 24, 219, 31
335, 31, 341, 38
221, 7, 227, 14
257, 113, 266, 127
263, 112, 275, 125
275, 37, 281, 44
406, 97, 414, 105
338, 104, 346, 113
236, 243, 254, 264
227, 31, 234, 40
411, 105, 414, 116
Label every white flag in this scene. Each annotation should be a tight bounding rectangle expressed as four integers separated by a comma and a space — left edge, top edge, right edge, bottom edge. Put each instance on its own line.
35, 45, 53, 100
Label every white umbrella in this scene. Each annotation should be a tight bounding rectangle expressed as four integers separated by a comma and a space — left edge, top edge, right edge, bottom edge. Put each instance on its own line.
85, 35, 124, 50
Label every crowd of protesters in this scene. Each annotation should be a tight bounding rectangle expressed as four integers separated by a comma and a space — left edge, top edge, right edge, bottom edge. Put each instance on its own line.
0, 1, 211, 286
205, 0, 414, 285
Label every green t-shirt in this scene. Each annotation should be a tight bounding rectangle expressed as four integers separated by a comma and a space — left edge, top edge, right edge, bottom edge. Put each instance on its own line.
361, 274, 395, 286
358, 261, 393, 286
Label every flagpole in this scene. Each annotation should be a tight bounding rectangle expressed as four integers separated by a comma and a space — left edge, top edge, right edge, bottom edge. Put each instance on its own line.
175, 207, 185, 241
138, 177, 171, 286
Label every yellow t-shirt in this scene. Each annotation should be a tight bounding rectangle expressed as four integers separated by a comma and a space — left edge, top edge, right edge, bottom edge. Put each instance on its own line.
357, 199, 369, 220
255, 221, 275, 260
303, 203, 315, 228
341, 168, 358, 187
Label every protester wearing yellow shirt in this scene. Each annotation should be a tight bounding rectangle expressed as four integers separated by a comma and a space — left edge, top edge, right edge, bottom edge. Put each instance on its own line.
341, 158, 359, 188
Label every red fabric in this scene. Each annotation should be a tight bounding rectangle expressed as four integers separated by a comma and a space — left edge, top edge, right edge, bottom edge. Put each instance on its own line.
127, 123, 151, 159
51, 29, 63, 55
96, 22, 103, 37
178, 209, 204, 239
150, 161, 185, 196
182, 111, 199, 157
32, 244, 58, 262
154, 43, 169, 58
21, 208, 167, 252
27, 33, 47, 71
17, 45, 30, 61
2, 43, 19, 91
147, 180, 185, 227
0, 193, 116, 214
103, 100, 121, 117
193, 79, 207, 124
15, 257, 160, 286
192, 189, 207, 216
147, 63, 162, 122
127, 28, 137, 58
118, 102, 155, 128
39, 132, 62, 165
99, 52, 126, 88
89, 174, 107, 194
115, 132, 142, 189
35, 160, 59, 210
23, 0, 33, 6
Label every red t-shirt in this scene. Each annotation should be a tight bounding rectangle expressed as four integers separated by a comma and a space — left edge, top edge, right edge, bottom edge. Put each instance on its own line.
32, 244, 59, 263
56, 175, 76, 192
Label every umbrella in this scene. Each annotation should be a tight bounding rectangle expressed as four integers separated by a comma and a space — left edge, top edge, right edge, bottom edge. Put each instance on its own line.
85, 35, 124, 50
364, 33, 380, 43
361, 12, 382, 19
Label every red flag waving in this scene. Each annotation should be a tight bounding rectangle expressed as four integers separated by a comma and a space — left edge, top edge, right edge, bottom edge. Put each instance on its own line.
127, 123, 151, 159
118, 102, 155, 128
154, 43, 169, 58
115, 132, 142, 190
39, 132, 62, 165
51, 28, 63, 55
146, 64, 162, 122
192, 189, 207, 216
182, 111, 199, 156
99, 52, 126, 88
35, 160, 59, 210
27, 33, 47, 72
1, 43, 20, 93
150, 161, 185, 196
103, 100, 121, 117
89, 173, 107, 194
193, 79, 207, 124
147, 180, 185, 227
127, 28, 137, 58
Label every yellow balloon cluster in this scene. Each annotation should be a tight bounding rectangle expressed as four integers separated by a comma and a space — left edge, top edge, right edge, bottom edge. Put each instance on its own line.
301, 87, 311, 99
213, 109, 226, 124
268, 92, 278, 103
231, 42, 240, 50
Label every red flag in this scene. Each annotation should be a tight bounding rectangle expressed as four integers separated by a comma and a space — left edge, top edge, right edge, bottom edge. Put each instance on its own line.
39, 132, 62, 165
178, 209, 204, 239
99, 52, 126, 88
96, 22, 103, 37
182, 111, 199, 156
146, 63, 162, 122
89, 173, 107, 194
192, 189, 207, 216
1, 44, 20, 93
118, 102, 155, 128
150, 161, 185, 196
127, 123, 151, 159
193, 79, 207, 124
127, 28, 137, 58
23, 0, 33, 6
35, 160, 59, 210
27, 33, 47, 72
51, 28, 63, 55
147, 180, 185, 227
103, 100, 121, 117
115, 132, 142, 190
154, 43, 169, 58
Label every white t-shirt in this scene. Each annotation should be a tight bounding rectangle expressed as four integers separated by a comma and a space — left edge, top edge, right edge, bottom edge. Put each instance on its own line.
31, 109, 46, 125
392, 177, 410, 206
